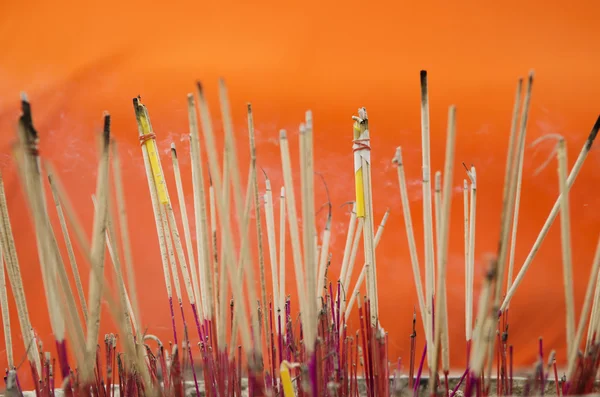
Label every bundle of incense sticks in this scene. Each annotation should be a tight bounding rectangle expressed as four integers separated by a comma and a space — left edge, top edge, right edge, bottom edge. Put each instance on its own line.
1, 70, 599, 397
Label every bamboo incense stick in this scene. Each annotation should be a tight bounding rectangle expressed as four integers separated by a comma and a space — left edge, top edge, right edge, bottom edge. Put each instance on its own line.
195, 83, 253, 356
187, 94, 214, 325
171, 143, 203, 316
342, 219, 364, 309
434, 170, 442, 289
339, 204, 358, 293
0, 170, 41, 373
431, 105, 457, 393
111, 142, 142, 337
263, 173, 280, 313
463, 178, 469, 341
248, 103, 271, 358
392, 147, 427, 336
48, 173, 88, 323
352, 108, 379, 326
316, 175, 332, 301
209, 173, 219, 312
502, 115, 600, 310
83, 113, 111, 382
300, 117, 318, 355
0, 239, 13, 369
567, 232, 600, 378
419, 71, 436, 365
467, 166, 477, 343
279, 186, 286, 315
279, 128, 308, 338
557, 137, 576, 359
494, 73, 533, 312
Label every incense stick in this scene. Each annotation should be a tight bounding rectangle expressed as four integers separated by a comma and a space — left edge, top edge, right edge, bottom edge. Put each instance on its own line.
431, 105, 457, 393
502, 115, 600, 310
434, 170, 442, 290
467, 166, 477, 343
352, 108, 379, 326
556, 138, 576, 359
0, 238, 13, 369
263, 173, 280, 313
339, 204, 358, 293
279, 187, 286, 315
419, 71, 436, 366
171, 143, 203, 316
567, 233, 600, 378
48, 173, 88, 323
187, 94, 213, 324
463, 179, 469, 341
392, 147, 427, 335
111, 142, 142, 337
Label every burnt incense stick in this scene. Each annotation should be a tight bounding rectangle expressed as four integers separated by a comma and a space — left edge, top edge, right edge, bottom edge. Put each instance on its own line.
0, 239, 13, 369
48, 173, 88, 323
82, 113, 111, 382
392, 147, 427, 335
431, 105, 457, 393
419, 70, 436, 366
171, 143, 203, 317
503, 114, 600, 310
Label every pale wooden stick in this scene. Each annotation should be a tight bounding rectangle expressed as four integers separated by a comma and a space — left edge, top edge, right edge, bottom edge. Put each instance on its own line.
316, 201, 331, 301
419, 71, 436, 364
48, 173, 88, 322
171, 143, 202, 314
463, 179, 469, 340
434, 170, 442, 294
263, 176, 280, 312
431, 105, 457, 392
132, 98, 175, 331
353, 108, 379, 325
91, 195, 138, 337
586, 252, 600, 351
248, 103, 270, 355
502, 115, 600, 310
469, 263, 495, 376
342, 219, 364, 305
279, 129, 308, 336
503, 78, 524, 296
187, 94, 213, 321
0, 171, 40, 372
279, 187, 286, 314
300, 116, 318, 350
494, 74, 533, 313
196, 83, 253, 356
111, 142, 142, 337
339, 204, 358, 291
344, 210, 390, 320
209, 175, 219, 313
567, 231, 600, 378
557, 138, 576, 358
0, 240, 13, 368
467, 167, 477, 342
83, 114, 111, 382
392, 147, 427, 336
15, 107, 66, 344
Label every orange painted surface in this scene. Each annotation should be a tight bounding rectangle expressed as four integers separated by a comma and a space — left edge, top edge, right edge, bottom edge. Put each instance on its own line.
1, 0, 600, 388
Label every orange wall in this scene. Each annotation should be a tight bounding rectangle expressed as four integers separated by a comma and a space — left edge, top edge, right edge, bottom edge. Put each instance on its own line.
1, 0, 600, 388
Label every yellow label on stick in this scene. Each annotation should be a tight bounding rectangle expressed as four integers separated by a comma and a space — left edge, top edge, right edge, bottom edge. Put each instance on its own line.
139, 112, 169, 204
353, 121, 365, 217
